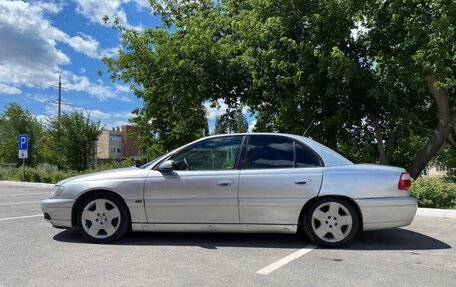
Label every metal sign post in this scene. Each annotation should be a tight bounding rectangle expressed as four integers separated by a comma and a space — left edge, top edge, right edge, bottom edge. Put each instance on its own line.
18, 134, 28, 181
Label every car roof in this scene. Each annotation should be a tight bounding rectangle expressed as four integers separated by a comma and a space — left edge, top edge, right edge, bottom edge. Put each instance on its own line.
202, 133, 353, 167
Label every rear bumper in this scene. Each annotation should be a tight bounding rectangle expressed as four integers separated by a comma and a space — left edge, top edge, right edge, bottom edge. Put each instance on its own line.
355, 196, 417, 231
40, 198, 74, 228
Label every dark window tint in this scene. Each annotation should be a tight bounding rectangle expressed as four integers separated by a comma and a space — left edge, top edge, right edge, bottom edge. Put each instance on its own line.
295, 142, 321, 167
170, 136, 242, 170
246, 136, 294, 169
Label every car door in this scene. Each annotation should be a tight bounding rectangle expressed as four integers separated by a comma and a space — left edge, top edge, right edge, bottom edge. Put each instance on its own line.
238, 135, 323, 224
144, 135, 243, 223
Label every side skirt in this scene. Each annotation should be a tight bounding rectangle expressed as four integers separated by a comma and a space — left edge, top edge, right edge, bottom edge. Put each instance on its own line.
131, 223, 297, 233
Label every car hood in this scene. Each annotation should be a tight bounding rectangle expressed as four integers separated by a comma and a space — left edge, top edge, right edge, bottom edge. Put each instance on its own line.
56, 167, 151, 185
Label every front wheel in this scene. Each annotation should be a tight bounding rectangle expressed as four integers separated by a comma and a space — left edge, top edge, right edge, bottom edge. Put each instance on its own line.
303, 198, 359, 246
77, 193, 130, 243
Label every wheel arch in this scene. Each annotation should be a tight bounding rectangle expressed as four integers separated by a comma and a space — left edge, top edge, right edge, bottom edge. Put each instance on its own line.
71, 189, 131, 228
298, 195, 364, 234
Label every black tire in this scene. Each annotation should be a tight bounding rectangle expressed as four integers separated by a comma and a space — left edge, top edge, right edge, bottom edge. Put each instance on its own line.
303, 197, 359, 247
76, 192, 130, 243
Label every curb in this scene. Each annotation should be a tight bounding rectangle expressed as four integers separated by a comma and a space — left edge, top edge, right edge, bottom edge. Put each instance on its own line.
416, 207, 456, 219
0, 180, 54, 188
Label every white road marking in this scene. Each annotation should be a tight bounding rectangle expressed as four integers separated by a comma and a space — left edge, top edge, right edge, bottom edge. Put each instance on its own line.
0, 201, 41, 206
256, 244, 317, 275
0, 214, 42, 221
0, 193, 47, 197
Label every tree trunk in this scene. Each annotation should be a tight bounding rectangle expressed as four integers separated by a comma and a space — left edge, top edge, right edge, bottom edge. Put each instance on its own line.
369, 114, 389, 164
368, 114, 405, 165
408, 74, 454, 179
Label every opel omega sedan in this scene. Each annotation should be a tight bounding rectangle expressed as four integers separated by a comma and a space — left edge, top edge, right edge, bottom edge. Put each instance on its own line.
41, 133, 417, 246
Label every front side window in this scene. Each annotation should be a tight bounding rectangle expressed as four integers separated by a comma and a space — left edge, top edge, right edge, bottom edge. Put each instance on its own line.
170, 136, 242, 171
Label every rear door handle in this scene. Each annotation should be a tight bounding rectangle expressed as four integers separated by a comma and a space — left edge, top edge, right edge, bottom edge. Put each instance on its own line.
295, 179, 311, 185
217, 180, 232, 187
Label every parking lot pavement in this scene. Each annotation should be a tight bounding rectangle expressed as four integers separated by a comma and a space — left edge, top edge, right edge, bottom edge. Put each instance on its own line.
0, 184, 455, 286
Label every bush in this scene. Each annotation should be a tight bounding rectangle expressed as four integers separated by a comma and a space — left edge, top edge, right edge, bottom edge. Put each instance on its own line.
0, 160, 133, 184
0, 167, 21, 181
410, 177, 456, 209
36, 163, 59, 173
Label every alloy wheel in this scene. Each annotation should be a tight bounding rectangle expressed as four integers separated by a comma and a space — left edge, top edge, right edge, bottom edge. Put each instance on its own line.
81, 199, 121, 239
310, 201, 353, 243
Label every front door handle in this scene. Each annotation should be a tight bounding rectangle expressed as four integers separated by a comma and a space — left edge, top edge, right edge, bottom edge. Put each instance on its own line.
295, 179, 311, 185
217, 180, 232, 187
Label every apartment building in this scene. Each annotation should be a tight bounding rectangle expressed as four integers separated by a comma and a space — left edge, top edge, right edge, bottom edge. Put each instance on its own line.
97, 125, 140, 159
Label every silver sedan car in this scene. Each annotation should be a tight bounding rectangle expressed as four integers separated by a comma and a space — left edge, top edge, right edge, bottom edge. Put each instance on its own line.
41, 133, 417, 246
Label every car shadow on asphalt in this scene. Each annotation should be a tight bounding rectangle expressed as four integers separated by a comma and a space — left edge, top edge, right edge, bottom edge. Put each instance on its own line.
53, 228, 451, 250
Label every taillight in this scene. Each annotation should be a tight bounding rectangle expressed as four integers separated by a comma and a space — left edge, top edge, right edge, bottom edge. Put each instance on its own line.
398, 172, 411, 190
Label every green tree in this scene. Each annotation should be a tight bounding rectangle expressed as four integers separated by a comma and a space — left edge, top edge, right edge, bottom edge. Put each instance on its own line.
364, 0, 456, 178
103, 0, 250, 158
231, 0, 455, 177
0, 103, 43, 166
46, 111, 101, 171
104, 0, 455, 177
214, 109, 249, 134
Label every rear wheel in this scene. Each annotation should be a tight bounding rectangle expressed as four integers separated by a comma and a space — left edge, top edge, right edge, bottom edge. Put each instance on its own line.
303, 198, 359, 246
77, 193, 130, 243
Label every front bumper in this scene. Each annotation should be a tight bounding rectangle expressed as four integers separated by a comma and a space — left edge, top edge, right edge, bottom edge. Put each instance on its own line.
355, 196, 418, 231
41, 198, 75, 228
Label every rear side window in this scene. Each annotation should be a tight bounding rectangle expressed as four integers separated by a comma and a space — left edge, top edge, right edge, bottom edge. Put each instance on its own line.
246, 136, 294, 169
245, 135, 322, 169
295, 142, 321, 167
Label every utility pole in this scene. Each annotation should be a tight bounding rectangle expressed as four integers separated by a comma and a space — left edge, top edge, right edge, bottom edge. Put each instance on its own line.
58, 74, 62, 123
51, 74, 67, 128
50, 75, 67, 139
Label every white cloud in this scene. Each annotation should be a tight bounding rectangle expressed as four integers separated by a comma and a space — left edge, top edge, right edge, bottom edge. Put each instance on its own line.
63, 73, 127, 102
0, 1, 69, 88
74, 0, 127, 25
67, 33, 120, 59
0, 0, 120, 97
126, 0, 150, 9
103, 120, 132, 130
40, 99, 133, 125
205, 99, 250, 120
120, 96, 133, 102
205, 100, 228, 120
115, 84, 131, 93
67, 34, 99, 57
248, 120, 257, 132
35, 114, 50, 124
0, 84, 21, 95
73, 0, 149, 29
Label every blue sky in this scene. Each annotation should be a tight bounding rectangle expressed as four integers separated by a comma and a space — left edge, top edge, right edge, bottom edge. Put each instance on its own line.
0, 0, 254, 131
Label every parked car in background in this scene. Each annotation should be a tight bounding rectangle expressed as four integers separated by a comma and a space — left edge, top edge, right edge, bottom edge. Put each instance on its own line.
41, 133, 417, 246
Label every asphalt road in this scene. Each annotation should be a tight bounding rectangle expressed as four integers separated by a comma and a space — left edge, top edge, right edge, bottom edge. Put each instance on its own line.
0, 184, 455, 286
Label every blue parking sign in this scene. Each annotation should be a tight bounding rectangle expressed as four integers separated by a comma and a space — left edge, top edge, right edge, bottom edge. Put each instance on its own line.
18, 134, 28, 150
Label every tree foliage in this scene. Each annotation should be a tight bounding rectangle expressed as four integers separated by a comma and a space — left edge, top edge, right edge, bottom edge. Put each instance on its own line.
103, 0, 455, 177
215, 109, 249, 134
0, 103, 43, 166
45, 112, 101, 171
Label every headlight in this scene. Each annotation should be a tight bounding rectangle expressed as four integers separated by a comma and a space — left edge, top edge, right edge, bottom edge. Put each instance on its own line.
50, 185, 65, 198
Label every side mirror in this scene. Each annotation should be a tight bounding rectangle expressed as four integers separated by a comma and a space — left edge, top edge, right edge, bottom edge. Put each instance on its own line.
158, 160, 174, 171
